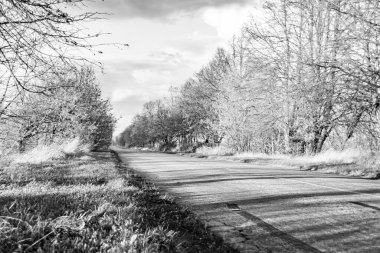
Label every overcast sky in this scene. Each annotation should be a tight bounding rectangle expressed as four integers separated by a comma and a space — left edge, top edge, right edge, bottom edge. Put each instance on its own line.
86, 0, 261, 135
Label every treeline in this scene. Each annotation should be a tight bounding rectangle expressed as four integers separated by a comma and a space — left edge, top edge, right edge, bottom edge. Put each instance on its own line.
117, 0, 380, 154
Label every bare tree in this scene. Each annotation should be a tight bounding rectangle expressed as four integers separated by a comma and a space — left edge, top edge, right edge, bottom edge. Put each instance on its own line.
0, 0, 108, 117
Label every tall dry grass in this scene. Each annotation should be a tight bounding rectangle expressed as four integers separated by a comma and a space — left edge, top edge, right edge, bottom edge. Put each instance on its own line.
194, 146, 379, 178
196, 146, 235, 156
10, 138, 90, 164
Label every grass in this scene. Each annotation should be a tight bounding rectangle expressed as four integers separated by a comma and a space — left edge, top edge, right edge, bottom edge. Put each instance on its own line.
306, 150, 380, 179
195, 146, 234, 157
193, 146, 380, 179
10, 138, 90, 164
0, 149, 237, 252
291, 149, 380, 179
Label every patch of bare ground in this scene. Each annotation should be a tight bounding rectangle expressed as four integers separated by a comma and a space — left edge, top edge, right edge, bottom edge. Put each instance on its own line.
0, 150, 237, 252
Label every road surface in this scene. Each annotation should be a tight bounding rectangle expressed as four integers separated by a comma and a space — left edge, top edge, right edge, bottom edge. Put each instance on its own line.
115, 148, 380, 253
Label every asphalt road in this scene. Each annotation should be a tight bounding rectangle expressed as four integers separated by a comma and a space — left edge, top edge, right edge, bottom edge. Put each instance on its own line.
115, 148, 380, 253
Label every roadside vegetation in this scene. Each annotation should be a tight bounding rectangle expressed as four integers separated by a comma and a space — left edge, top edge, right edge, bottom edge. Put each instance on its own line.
0, 145, 236, 252
116, 0, 380, 179
192, 147, 380, 179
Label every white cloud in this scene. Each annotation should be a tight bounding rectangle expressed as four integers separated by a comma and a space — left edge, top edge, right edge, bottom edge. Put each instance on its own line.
132, 69, 172, 84
111, 89, 135, 103
88, 0, 254, 19
201, 5, 252, 39
149, 49, 186, 66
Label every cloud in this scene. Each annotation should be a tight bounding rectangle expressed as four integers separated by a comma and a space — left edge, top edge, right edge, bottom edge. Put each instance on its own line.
201, 5, 252, 38
132, 69, 172, 84
99, 59, 177, 103
91, 0, 255, 19
97, 53, 196, 133
149, 49, 185, 66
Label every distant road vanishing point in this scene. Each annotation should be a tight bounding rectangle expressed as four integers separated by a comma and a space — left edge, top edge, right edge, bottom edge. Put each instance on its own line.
114, 148, 380, 253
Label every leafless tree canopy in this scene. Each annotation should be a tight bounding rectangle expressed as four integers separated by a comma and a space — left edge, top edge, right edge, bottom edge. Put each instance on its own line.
0, 0, 104, 116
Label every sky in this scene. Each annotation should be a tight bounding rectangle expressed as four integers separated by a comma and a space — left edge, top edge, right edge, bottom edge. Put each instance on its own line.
84, 0, 261, 135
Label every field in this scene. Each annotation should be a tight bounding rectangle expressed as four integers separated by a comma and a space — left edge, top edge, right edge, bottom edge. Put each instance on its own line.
0, 150, 236, 252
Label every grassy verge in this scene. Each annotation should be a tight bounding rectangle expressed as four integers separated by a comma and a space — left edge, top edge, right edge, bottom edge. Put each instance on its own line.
189, 147, 380, 179
310, 163, 380, 179
0, 151, 237, 252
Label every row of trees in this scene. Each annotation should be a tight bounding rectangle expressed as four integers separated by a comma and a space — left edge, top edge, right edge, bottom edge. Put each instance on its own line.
0, 1, 115, 153
118, 0, 380, 154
